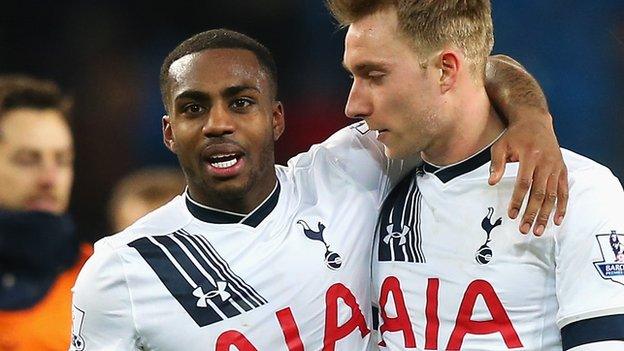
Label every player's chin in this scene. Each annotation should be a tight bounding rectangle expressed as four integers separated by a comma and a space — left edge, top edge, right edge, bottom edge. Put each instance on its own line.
202, 173, 250, 198
383, 145, 404, 160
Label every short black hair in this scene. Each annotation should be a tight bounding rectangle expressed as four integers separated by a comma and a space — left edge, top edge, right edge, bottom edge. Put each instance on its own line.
159, 29, 278, 113
0, 75, 72, 121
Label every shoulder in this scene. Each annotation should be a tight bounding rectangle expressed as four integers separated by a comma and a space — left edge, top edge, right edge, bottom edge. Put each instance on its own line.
100, 195, 193, 250
562, 148, 622, 196
285, 122, 383, 169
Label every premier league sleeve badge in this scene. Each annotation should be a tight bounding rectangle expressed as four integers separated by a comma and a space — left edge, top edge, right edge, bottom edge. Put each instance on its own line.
593, 231, 624, 285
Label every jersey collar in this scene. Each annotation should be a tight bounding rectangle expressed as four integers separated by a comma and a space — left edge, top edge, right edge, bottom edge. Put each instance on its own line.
184, 181, 280, 227
420, 131, 504, 183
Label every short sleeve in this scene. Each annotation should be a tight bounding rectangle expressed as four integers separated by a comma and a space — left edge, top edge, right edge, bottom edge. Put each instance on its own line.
69, 240, 139, 350
554, 166, 624, 349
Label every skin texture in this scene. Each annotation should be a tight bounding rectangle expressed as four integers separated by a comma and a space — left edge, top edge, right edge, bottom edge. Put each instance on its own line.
485, 55, 568, 235
343, 6, 567, 235
0, 108, 74, 215
162, 49, 284, 214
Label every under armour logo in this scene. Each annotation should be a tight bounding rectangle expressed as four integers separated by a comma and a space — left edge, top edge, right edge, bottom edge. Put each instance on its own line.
384, 224, 410, 246
193, 281, 231, 308
297, 220, 342, 270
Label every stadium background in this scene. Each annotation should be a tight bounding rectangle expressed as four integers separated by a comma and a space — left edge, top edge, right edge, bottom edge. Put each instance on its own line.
1, 0, 622, 242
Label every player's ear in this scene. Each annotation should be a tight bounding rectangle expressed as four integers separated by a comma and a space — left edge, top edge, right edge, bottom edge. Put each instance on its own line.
272, 101, 285, 141
438, 51, 460, 93
162, 115, 176, 153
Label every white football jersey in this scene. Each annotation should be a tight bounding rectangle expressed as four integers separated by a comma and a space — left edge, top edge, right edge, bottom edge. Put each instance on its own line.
373, 144, 624, 351
70, 123, 409, 351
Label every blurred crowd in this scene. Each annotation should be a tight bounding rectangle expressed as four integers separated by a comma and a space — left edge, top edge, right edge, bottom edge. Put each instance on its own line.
0, 1, 622, 349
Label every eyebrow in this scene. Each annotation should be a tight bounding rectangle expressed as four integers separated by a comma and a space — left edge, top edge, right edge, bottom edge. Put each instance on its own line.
174, 90, 209, 103
174, 85, 261, 103
342, 60, 389, 74
222, 85, 261, 97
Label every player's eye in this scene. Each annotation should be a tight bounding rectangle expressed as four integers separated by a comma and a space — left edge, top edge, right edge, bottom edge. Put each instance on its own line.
12, 152, 39, 167
368, 71, 385, 82
56, 152, 74, 167
230, 98, 254, 111
182, 103, 205, 115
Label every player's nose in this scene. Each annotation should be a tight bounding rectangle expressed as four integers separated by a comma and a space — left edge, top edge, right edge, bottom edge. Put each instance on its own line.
345, 80, 372, 120
202, 104, 235, 137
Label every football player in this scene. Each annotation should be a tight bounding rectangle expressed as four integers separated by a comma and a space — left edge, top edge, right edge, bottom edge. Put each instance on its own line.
330, 0, 624, 349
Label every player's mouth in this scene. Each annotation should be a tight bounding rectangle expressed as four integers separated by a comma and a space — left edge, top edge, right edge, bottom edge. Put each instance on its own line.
202, 145, 246, 178
26, 195, 59, 213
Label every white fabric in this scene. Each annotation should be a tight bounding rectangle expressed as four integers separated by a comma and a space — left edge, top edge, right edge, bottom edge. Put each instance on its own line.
373, 148, 624, 350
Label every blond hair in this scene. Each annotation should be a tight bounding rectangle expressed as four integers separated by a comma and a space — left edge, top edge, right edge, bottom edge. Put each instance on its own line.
327, 0, 494, 78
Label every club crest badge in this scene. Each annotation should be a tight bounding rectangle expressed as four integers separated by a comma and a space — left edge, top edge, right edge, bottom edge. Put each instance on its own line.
593, 230, 624, 285
297, 220, 342, 270
475, 207, 502, 265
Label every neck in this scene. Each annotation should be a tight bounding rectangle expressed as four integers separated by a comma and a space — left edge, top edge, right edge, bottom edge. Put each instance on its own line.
187, 175, 277, 215
421, 86, 504, 166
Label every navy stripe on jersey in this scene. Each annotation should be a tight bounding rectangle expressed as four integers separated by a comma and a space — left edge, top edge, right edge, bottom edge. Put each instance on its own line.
561, 314, 624, 350
421, 143, 491, 183
129, 232, 267, 327
372, 306, 380, 331
377, 169, 425, 263
178, 229, 267, 305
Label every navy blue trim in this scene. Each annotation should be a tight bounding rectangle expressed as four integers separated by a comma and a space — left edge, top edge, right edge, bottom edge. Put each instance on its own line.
372, 306, 380, 331
185, 181, 280, 227
242, 182, 281, 227
155, 235, 243, 318
176, 230, 267, 306
377, 167, 425, 263
561, 314, 624, 350
129, 233, 268, 327
129, 236, 230, 327
422, 145, 492, 183
185, 197, 245, 224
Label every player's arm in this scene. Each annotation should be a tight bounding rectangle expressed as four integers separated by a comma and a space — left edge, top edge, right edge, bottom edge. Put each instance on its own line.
556, 167, 624, 350
484, 54, 568, 236
70, 241, 139, 350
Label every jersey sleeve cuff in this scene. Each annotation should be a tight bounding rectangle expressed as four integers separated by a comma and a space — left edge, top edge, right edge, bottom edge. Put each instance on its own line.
561, 314, 624, 350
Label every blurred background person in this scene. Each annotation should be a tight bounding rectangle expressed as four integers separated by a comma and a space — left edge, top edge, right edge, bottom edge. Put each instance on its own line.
108, 167, 185, 232
0, 76, 91, 350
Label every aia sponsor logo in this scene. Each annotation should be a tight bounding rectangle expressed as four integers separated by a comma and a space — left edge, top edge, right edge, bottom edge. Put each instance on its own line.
377, 276, 523, 349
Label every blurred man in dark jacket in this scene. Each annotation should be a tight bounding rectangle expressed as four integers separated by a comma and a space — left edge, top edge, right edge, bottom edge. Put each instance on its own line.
0, 75, 91, 351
